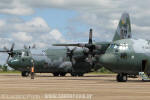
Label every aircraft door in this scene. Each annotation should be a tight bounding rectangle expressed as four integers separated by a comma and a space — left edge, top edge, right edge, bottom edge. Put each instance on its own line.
141, 60, 147, 72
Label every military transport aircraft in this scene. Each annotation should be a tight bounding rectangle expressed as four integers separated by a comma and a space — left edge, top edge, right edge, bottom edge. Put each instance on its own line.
0, 45, 72, 77
0, 42, 100, 77
54, 12, 150, 82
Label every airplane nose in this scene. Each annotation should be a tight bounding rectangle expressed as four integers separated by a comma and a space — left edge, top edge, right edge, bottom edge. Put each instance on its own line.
7, 59, 19, 66
99, 54, 117, 64
7, 60, 11, 66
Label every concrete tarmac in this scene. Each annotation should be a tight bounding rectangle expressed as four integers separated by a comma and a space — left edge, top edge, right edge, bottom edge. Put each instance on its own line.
0, 73, 150, 100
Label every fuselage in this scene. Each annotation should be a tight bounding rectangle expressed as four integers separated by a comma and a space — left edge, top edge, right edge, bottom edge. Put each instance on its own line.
7, 48, 96, 74
8, 49, 72, 73
99, 38, 150, 75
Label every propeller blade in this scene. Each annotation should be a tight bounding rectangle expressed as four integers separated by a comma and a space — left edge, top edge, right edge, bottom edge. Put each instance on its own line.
0, 50, 8, 52
89, 28, 93, 44
65, 46, 70, 52
53, 44, 79, 46
10, 43, 15, 51
65, 47, 77, 65
24, 45, 28, 49
53, 43, 86, 47
72, 47, 77, 51
6, 55, 10, 63
0, 43, 15, 64
3, 46, 9, 51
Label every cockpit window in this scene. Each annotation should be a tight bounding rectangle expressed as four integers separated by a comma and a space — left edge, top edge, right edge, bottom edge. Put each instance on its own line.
13, 51, 30, 58
118, 43, 128, 50
15, 51, 30, 57
109, 43, 128, 51
22, 52, 25, 57
109, 44, 119, 49
21, 51, 30, 57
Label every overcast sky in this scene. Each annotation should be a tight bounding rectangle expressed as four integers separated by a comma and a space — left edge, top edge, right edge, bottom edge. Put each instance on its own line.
0, 0, 150, 64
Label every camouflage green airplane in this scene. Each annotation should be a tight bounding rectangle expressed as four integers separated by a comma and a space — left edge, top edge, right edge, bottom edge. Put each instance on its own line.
54, 12, 150, 82
0, 41, 100, 77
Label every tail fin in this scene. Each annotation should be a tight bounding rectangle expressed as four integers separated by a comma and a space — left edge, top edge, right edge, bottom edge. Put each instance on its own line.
113, 12, 131, 41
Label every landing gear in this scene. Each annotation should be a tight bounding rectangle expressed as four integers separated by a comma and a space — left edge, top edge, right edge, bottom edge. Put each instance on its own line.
71, 73, 77, 76
78, 73, 83, 76
53, 72, 66, 76
60, 72, 66, 76
116, 73, 127, 82
21, 71, 29, 77
71, 73, 84, 77
53, 72, 59, 76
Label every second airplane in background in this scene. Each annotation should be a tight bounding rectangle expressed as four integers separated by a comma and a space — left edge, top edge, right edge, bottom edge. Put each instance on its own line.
54, 12, 149, 82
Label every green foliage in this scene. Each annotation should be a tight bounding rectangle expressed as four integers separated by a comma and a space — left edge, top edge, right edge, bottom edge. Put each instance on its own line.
0, 64, 2, 69
93, 67, 114, 74
0, 70, 20, 73
2, 64, 8, 72
0, 64, 8, 72
98, 67, 113, 73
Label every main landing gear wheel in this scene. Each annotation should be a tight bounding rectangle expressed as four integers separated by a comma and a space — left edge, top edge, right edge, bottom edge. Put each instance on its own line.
116, 73, 127, 82
78, 73, 84, 76
53, 72, 66, 76
71, 73, 84, 77
21, 71, 29, 77
53, 73, 59, 76
71, 73, 77, 76
60, 73, 66, 76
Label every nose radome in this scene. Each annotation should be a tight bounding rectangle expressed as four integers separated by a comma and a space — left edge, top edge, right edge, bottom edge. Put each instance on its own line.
99, 54, 117, 64
7, 59, 19, 66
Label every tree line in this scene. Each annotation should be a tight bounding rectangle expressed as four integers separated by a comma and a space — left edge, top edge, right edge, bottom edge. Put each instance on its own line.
0, 64, 112, 73
0, 64, 8, 72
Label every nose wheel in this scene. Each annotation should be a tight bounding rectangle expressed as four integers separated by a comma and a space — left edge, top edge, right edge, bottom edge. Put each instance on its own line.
21, 71, 29, 77
116, 73, 127, 82
53, 72, 66, 76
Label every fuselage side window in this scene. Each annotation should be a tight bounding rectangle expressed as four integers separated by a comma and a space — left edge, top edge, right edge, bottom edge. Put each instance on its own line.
109, 43, 129, 51
21, 52, 25, 57
118, 43, 128, 51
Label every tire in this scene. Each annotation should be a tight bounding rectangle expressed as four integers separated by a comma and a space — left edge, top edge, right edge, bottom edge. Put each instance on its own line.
71, 73, 77, 77
78, 73, 84, 77
116, 73, 127, 82
21, 71, 29, 77
53, 73, 59, 76
60, 73, 66, 76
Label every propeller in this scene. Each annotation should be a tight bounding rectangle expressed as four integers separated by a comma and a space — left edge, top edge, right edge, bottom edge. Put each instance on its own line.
53, 28, 101, 64
66, 47, 77, 64
0, 43, 15, 63
53, 29, 101, 51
